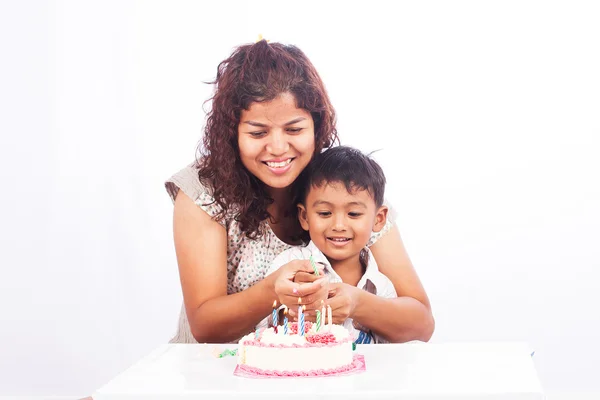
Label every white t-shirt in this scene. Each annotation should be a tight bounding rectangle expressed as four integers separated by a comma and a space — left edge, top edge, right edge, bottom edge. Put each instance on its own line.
258, 241, 397, 344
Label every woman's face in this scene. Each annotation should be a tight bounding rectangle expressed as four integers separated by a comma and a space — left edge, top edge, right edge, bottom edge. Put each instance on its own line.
238, 92, 315, 191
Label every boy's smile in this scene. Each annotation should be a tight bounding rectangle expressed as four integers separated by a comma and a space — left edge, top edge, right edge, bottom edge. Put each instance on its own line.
327, 236, 352, 247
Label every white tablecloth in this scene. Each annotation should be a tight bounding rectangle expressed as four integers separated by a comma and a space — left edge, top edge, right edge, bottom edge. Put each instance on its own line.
93, 342, 544, 400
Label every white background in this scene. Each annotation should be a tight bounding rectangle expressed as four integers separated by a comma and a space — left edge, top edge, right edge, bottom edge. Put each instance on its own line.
1, 0, 599, 398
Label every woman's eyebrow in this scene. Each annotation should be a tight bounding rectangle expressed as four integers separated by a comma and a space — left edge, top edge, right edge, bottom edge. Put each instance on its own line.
242, 117, 307, 128
284, 117, 306, 126
242, 121, 268, 127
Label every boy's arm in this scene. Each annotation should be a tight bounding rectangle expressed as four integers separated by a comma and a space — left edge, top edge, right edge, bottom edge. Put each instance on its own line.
351, 288, 431, 343
353, 276, 397, 343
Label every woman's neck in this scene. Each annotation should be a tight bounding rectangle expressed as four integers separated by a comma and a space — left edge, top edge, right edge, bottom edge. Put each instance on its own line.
266, 186, 292, 221
265, 186, 304, 245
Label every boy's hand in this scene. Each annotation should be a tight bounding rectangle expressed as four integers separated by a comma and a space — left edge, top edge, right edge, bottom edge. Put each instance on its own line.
326, 283, 360, 324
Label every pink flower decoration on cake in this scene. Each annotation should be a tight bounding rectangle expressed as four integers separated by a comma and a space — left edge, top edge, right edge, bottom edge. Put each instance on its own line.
289, 321, 313, 335
306, 332, 336, 344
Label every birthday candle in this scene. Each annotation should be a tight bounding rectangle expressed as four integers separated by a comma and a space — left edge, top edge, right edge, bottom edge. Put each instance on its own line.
320, 301, 326, 331
327, 305, 333, 330
309, 255, 319, 276
297, 297, 302, 335
283, 307, 289, 335
272, 300, 278, 327
300, 305, 306, 336
315, 310, 321, 332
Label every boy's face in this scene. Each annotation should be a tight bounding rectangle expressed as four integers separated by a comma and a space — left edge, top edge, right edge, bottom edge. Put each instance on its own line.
298, 182, 388, 263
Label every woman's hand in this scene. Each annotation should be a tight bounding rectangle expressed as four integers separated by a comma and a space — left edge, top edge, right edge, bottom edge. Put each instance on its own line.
273, 260, 327, 316
289, 269, 331, 320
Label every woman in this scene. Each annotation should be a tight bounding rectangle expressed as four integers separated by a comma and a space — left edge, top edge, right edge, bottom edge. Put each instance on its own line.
166, 40, 434, 344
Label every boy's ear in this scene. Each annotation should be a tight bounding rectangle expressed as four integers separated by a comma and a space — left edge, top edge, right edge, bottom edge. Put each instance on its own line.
372, 205, 388, 233
297, 203, 309, 231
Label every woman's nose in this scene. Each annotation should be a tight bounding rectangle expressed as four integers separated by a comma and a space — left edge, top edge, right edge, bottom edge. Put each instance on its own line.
265, 130, 289, 155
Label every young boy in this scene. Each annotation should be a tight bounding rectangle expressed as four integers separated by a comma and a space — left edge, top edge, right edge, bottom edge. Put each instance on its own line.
260, 146, 397, 344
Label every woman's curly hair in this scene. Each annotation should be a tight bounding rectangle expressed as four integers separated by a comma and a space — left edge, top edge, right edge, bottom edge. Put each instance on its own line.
195, 40, 339, 239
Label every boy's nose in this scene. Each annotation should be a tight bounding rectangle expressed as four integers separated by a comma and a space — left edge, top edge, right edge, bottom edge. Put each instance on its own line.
332, 215, 346, 231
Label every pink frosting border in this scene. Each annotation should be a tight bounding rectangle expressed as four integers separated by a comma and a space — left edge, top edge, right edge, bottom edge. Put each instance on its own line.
234, 354, 365, 378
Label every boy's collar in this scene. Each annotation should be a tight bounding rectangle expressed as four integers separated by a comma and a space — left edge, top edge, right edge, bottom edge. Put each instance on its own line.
356, 247, 388, 292
305, 241, 387, 292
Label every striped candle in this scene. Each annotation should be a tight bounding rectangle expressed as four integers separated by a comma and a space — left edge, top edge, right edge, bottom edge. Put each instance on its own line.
299, 305, 306, 336
297, 297, 304, 336
296, 297, 302, 326
315, 310, 322, 332
272, 300, 278, 327
309, 255, 319, 276
283, 307, 289, 335
320, 301, 326, 331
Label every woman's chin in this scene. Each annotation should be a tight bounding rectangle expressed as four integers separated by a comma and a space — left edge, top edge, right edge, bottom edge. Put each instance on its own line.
264, 179, 296, 191
260, 173, 300, 191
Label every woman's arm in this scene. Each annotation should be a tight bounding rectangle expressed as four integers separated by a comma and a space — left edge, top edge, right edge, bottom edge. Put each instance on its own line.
362, 225, 435, 342
173, 191, 324, 343
173, 191, 277, 343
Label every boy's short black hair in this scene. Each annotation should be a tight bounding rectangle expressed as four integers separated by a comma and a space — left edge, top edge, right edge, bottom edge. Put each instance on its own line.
296, 146, 386, 207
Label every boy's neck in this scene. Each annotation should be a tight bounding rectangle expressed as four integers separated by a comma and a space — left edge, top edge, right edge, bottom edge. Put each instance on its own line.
328, 254, 364, 287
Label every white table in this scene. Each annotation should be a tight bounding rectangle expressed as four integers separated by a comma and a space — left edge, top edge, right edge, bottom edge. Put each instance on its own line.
93, 342, 544, 400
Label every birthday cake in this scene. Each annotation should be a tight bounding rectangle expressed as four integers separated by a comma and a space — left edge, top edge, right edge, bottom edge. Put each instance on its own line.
236, 321, 355, 376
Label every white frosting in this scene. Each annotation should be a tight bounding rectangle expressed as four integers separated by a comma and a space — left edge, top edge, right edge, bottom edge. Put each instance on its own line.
237, 333, 254, 364
328, 324, 351, 340
260, 328, 307, 346
309, 323, 351, 340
